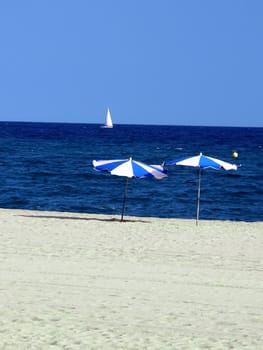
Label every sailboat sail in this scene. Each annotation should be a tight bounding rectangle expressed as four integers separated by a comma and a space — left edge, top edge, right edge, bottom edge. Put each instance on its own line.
101, 108, 113, 128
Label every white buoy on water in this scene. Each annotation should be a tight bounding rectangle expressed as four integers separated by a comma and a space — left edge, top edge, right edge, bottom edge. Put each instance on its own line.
232, 151, 238, 158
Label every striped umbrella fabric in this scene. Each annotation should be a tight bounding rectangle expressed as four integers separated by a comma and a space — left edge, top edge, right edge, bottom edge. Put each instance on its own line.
165, 153, 238, 171
93, 157, 167, 221
93, 158, 167, 179
165, 153, 238, 224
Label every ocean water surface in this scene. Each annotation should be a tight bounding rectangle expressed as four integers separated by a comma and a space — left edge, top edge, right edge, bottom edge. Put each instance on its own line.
0, 122, 262, 221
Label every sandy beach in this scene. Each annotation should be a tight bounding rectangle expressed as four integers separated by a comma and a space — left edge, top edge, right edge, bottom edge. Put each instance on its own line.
0, 208, 262, 349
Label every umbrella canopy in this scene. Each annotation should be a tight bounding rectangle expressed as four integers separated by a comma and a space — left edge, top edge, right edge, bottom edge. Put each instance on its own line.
93, 157, 167, 221
93, 158, 167, 179
165, 153, 238, 224
165, 153, 238, 171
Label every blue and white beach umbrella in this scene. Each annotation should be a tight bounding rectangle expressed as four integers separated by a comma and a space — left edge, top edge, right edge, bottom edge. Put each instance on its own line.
165, 153, 238, 224
93, 157, 167, 221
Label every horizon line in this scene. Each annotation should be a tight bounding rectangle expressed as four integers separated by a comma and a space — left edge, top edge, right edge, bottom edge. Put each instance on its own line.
0, 120, 262, 129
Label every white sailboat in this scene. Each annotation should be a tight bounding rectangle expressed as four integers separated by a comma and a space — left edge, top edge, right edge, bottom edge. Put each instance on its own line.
101, 108, 113, 128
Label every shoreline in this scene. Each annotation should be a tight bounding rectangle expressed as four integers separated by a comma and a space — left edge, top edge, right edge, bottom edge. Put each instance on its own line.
1, 207, 262, 223
1, 208, 262, 349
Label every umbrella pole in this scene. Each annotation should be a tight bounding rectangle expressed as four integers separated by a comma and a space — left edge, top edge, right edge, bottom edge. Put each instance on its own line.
121, 178, 129, 222
196, 168, 201, 226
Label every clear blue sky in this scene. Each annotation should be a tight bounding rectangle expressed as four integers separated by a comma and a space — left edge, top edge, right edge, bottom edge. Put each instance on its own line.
0, 0, 262, 127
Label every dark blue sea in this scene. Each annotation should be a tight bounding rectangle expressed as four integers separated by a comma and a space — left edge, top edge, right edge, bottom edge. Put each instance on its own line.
0, 122, 262, 221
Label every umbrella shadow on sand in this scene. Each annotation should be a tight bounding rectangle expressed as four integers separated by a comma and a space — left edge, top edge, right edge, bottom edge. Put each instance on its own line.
18, 214, 150, 223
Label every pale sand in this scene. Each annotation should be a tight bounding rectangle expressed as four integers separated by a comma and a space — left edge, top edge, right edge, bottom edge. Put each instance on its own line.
0, 208, 262, 350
